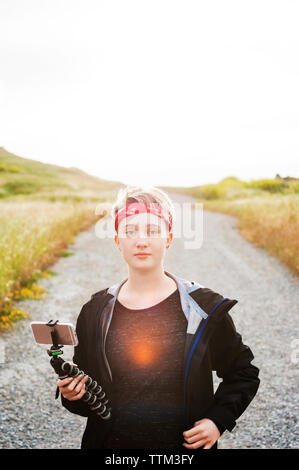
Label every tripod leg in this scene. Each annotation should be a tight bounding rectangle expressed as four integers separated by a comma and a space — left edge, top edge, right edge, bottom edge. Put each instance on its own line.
51, 358, 112, 420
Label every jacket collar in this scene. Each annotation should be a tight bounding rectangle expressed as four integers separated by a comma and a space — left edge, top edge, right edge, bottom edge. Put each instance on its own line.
106, 270, 208, 335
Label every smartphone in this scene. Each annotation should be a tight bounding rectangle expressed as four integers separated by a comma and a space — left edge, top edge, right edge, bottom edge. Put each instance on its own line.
30, 321, 78, 346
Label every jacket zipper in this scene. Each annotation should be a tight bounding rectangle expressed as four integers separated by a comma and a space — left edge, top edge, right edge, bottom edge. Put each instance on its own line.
183, 298, 230, 423
104, 314, 113, 383
96, 295, 113, 383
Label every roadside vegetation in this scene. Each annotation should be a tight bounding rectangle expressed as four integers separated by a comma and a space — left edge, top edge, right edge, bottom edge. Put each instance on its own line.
0, 147, 123, 332
162, 176, 299, 278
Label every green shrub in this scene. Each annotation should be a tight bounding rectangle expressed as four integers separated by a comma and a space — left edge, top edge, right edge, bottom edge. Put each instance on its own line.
288, 181, 299, 194
3, 179, 43, 195
219, 176, 244, 187
0, 163, 21, 173
246, 179, 287, 193
199, 184, 226, 200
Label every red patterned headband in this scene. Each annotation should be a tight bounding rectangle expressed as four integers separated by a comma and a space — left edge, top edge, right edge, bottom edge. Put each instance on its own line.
115, 202, 173, 232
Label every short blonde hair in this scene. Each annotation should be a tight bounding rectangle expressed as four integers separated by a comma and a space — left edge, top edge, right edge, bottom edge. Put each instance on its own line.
111, 184, 175, 232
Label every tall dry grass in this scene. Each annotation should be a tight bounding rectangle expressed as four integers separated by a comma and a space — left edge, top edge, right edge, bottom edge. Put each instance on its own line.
0, 201, 102, 330
201, 194, 299, 278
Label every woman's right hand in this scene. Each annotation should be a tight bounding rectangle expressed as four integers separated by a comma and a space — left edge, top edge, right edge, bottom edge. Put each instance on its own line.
57, 370, 89, 401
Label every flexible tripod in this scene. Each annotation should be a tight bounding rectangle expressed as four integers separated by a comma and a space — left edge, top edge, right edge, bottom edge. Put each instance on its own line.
46, 320, 111, 421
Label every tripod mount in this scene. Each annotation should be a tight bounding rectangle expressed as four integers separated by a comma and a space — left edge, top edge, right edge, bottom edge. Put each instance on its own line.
46, 320, 111, 421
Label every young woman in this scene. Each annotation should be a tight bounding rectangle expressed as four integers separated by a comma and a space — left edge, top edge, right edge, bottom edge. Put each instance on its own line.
57, 185, 260, 450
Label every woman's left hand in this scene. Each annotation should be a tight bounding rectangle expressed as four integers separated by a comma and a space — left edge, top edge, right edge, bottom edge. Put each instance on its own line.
182, 418, 221, 449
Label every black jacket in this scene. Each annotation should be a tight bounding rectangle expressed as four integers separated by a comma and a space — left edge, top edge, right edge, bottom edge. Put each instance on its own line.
60, 271, 260, 449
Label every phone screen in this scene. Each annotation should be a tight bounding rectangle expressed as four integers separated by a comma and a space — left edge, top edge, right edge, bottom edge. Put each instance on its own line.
30, 322, 78, 346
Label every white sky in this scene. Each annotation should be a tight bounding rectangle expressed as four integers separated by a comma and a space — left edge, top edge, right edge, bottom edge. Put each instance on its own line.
0, 0, 298, 187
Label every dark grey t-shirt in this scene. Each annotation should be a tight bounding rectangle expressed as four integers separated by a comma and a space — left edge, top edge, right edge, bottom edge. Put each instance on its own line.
103, 287, 187, 449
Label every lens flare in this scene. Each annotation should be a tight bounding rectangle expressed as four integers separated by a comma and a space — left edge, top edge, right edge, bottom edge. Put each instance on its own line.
130, 341, 157, 366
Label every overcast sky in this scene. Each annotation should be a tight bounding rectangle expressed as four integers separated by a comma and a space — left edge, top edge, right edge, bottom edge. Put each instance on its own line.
0, 0, 298, 188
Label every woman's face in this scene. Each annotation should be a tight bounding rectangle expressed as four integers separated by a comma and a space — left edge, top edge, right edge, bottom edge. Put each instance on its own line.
114, 212, 173, 271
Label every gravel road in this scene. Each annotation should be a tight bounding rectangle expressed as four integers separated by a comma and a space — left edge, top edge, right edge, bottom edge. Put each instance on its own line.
0, 192, 298, 449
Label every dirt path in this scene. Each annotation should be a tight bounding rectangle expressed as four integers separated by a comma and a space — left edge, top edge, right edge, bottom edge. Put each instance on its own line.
0, 192, 298, 448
